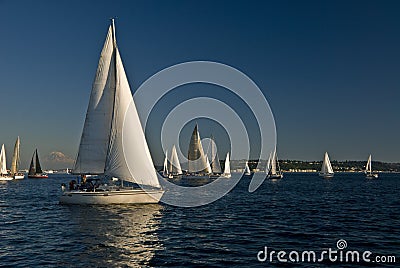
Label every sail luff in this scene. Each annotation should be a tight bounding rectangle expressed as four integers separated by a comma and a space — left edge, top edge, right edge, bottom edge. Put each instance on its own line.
10, 137, 20, 175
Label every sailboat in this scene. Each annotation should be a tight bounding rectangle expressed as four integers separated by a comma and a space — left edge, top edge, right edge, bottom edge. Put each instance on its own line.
10, 137, 24, 179
0, 144, 13, 181
186, 124, 209, 177
28, 149, 48, 178
244, 161, 251, 175
221, 152, 231, 178
365, 154, 378, 179
162, 150, 171, 178
266, 150, 283, 179
206, 135, 222, 178
169, 145, 182, 177
60, 20, 163, 204
319, 152, 334, 178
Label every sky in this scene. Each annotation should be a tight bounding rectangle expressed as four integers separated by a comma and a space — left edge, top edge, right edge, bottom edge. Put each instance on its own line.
0, 0, 399, 168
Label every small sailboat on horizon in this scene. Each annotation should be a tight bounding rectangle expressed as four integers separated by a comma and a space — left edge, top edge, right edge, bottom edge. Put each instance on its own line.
11, 137, 24, 180
244, 161, 251, 175
319, 152, 334, 178
28, 149, 48, 178
0, 144, 13, 181
221, 152, 231, 178
266, 150, 283, 179
365, 154, 378, 179
168, 145, 183, 178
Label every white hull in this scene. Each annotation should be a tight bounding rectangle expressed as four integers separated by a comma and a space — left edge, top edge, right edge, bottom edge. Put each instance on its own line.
60, 189, 164, 205
221, 173, 231, 178
0, 176, 13, 181
13, 174, 25, 180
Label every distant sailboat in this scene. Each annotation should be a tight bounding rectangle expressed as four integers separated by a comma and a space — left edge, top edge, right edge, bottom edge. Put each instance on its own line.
0, 144, 13, 181
266, 150, 283, 179
10, 137, 24, 179
187, 124, 208, 176
60, 20, 163, 204
365, 154, 378, 179
169, 145, 182, 177
319, 152, 334, 178
221, 152, 231, 178
162, 150, 170, 177
205, 155, 212, 174
206, 135, 222, 176
28, 149, 48, 178
244, 161, 251, 175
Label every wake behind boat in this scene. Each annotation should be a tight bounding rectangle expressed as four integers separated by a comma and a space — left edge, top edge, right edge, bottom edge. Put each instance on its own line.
60, 20, 163, 205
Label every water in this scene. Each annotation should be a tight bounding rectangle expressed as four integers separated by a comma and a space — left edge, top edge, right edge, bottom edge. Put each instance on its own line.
0, 173, 399, 267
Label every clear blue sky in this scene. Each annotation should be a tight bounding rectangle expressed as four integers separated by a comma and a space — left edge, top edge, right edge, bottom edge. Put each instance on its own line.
0, 0, 399, 168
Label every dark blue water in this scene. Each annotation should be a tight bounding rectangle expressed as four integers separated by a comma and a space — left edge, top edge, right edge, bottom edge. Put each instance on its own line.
0, 173, 399, 267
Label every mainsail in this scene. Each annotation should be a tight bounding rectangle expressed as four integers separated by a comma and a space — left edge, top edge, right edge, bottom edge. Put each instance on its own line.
10, 137, 20, 175
73, 20, 160, 188
169, 145, 182, 175
0, 144, 7, 175
187, 124, 207, 173
163, 150, 169, 176
208, 135, 221, 173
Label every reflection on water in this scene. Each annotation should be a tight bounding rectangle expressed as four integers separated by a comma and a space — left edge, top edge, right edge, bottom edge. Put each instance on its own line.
67, 204, 163, 267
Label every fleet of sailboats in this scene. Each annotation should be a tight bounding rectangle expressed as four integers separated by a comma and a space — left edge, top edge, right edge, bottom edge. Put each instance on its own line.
319, 152, 334, 178
365, 154, 378, 179
59, 20, 163, 204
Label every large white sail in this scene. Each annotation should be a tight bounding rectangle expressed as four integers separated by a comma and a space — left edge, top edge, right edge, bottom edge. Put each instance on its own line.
266, 152, 272, 174
104, 35, 160, 187
321, 152, 334, 174
10, 137, 20, 175
244, 161, 251, 174
223, 152, 231, 176
74, 25, 115, 174
169, 145, 182, 175
188, 124, 207, 173
0, 144, 7, 175
270, 150, 277, 175
205, 155, 212, 174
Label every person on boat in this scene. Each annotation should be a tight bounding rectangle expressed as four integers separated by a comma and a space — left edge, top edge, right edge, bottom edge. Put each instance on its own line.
69, 180, 76, 190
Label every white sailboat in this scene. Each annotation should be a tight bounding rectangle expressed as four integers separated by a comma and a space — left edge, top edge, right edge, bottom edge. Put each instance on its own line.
0, 144, 13, 181
169, 145, 183, 177
162, 150, 170, 178
244, 161, 251, 175
319, 152, 334, 178
266, 150, 283, 179
221, 152, 231, 178
205, 155, 212, 174
10, 137, 24, 179
60, 20, 163, 204
365, 154, 378, 179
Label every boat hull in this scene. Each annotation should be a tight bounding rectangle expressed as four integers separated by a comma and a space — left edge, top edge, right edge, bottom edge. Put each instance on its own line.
366, 173, 378, 179
28, 174, 49, 178
13, 174, 25, 180
0, 176, 13, 181
267, 174, 284, 179
59, 189, 164, 205
319, 173, 334, 178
